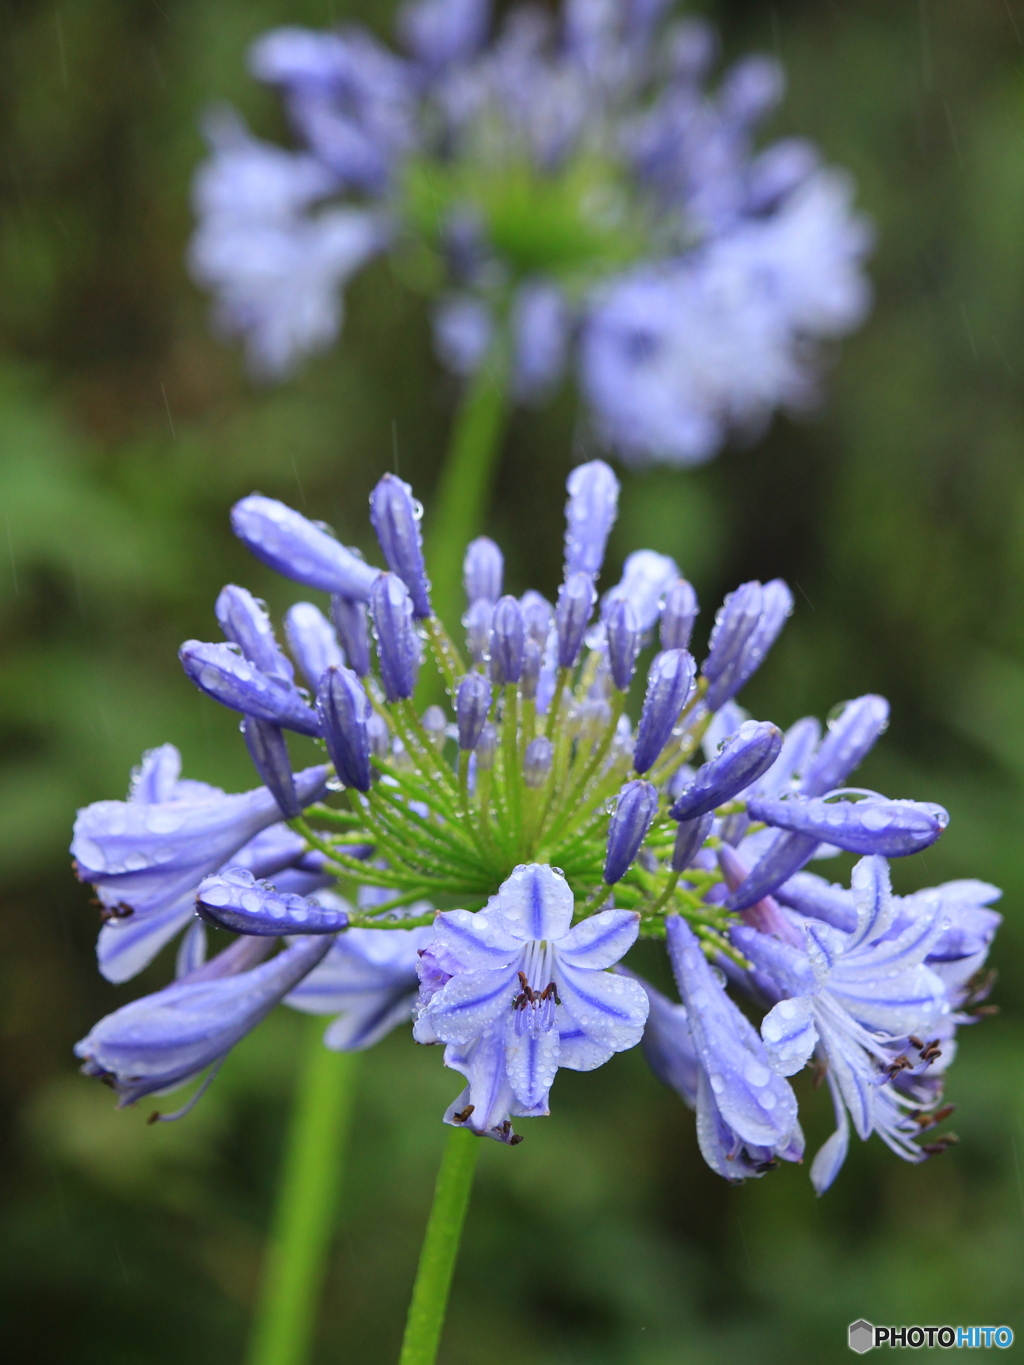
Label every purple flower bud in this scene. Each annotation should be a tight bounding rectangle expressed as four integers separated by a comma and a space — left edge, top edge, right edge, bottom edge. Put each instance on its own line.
422, 705, 447, 747
523, 736, 553, 788
463, 598, 493, 663
330, 596, 370, 677
398, 0, 490, 71
242, 717, 300, 817
603, 550, 678, 631
316, 664, 372, 792
284, 602, 344, 690
704, 580, 793, 711
366, 711, 390, 760
670, 720, 783, 821
660, 578, 699, 652
729, 924, 817, 998
197, 867, 350, 936
605, 597, 640, 691
556, 572, 596, 668
702, 581, 763, 683
216, 584, 294, 681
520, 590, 553, 645
799, 694, 889, 797
463, 536, 503, 605
724, 831, 819, 913
489, 595, 525, 685
671, 812, 714, 873
456, 672, 491, 750
717, 846, 803, 947
369, 473, 432, 619
475, 721, 497, 769
521, 637, 543, 700
605, 780, 659, 883
179, 640, 320, 736
633, 649, 696, 774
564, 459, 619, 580
745, 794, 949, 858
370, 573, 421, 701
231, 495, 378, 599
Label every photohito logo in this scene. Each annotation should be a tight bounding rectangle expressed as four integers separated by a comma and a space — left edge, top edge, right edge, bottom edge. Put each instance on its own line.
848, 1321, 1014, 1351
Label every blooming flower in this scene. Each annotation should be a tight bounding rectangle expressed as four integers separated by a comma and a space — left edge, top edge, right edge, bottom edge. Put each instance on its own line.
188, 0, 871, 466
414, 864, 648, 1140
71, 457, 994, 1186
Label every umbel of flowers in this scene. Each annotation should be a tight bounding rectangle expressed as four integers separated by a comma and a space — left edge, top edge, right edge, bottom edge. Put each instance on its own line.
72, 462, 999, 1189
190, 0, 871, 467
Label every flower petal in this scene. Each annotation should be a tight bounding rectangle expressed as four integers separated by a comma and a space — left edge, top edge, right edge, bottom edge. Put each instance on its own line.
429, 906, 520, 973
761, 997, 817, 1076
496, 864, 575, 942
555, 960, 649, 1052
504, 1021, 560, 1109
557, 909, 640, 969
427, 964, 519, 1045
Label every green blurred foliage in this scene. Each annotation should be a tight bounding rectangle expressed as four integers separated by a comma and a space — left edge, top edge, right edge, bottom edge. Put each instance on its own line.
1, 0, 1024, 1360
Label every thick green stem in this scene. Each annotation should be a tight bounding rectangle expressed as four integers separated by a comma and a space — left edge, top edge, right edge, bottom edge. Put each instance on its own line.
247, 1022, 360, 1365
398, 1126, 480, 1365
424, 356, 509, 634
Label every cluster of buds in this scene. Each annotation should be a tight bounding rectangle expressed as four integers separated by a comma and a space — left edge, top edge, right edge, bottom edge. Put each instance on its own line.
71, 461, 998, 1187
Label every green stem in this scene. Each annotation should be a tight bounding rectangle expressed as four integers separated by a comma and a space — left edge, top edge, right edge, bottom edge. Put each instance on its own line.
398, 1126, 480, 1365
247, 1022, 360, 1365
424, 355, 510, 634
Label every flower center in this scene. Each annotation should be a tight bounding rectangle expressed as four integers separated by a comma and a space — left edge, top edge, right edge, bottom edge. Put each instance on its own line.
512, 940, 560, 1037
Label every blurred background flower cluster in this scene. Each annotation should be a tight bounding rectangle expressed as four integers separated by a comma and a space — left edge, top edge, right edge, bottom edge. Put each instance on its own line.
2, 1, 1024, 1361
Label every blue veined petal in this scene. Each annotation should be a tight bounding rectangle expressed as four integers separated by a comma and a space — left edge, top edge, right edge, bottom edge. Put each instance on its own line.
97, 893, 198, 986
429, 906, 520, 973
774, 869, 857, 931
557, 909, 640, 970
504, 1020, 560, 1109
760, 996, 817, 1076
845, 854, 896, 949
729, 924, 817, 999
197, 868, 350, 935
495, 864, 574, 943
827, 965, 947, 1038
809, 1071, 851, 1195
554, 960, 649, 1052
427, 963, 520, 1045
555, 1025, 615, 1073
812, 997, 874, 1139
441, 1027, 532, 1144
666, 916, 798, 1149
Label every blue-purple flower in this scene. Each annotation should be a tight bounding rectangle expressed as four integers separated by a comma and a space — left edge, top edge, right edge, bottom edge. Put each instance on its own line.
189, 0, 871, 467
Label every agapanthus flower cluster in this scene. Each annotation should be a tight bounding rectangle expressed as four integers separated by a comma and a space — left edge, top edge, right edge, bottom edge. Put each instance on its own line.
72, 460, 998, 1187
189, 0, 872, 466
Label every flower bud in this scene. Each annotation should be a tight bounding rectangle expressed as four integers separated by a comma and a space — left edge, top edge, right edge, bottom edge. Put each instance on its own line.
633, 648, 696, 774
179, 640, 320, 735
475, 721, 497, 769
231, 495, 378, 598
370, 573, 421, 701
604, 780, 658, 884
670, 812, 714, 873
316, 664, 372, 792
464, 598, 493, 664
605, 597, 639, 691
745, 794, 949, 858
216, 584, 293, 681
284, 602, 344, 690
456, 672, 492, 751
564, 459, 619, 580
520, 590, 553, 645
660, 578, 699, 653
242, 717, 300, 817
366, 711, 390, 760
197, 867, 350, 936
603, 550, 678, 631
520, 637, 543, 700
489, 595, 525, 685
702, 581, 763, 683
422, 704, 448, 748
670, 720, 783, 821
369, 473, 432, 618
523, 736, 553, 788
330, 595, 370, 677
556, 571, 596, 669
463, 536, 503, 605
704, 579, 793, 711
799, 694, 890, 797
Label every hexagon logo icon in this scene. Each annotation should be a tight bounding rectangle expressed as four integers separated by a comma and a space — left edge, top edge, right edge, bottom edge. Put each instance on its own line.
848, 1320, 875, 1354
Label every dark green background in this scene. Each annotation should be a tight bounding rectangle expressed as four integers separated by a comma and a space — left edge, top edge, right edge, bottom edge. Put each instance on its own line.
2, 1, 1023, 1360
